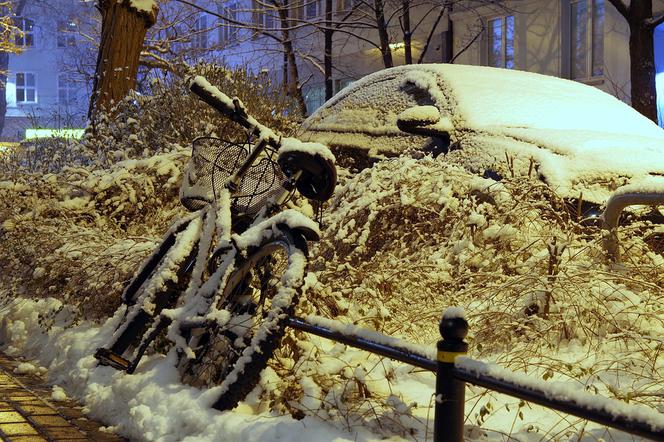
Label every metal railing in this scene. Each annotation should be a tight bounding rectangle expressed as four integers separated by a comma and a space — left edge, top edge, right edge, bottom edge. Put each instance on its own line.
285, 311, 664, 441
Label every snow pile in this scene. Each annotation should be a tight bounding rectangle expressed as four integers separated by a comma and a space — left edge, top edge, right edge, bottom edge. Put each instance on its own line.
0, 297, 389, 441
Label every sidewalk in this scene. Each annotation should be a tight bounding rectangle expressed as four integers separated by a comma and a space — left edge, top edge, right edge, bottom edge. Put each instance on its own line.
0, 352, 125, 441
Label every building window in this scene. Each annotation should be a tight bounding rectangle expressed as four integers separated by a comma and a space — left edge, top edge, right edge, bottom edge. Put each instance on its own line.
193, 15, 208, 48
14, 17, 34, 47
487, 15, 514, 69
219, 3, 238, 43
333, 79, 354, 94
305, 87, 325, 114
263, 8, 275, 29
57, 20, 77, 47
305, 0, 319, 19
570, 0, 604, 79
16, 73, 37, 103
58, 73, 76, 105
342, 0, 360, 11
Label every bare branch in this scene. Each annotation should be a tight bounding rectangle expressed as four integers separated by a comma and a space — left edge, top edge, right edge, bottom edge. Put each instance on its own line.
607, 0, 629, 19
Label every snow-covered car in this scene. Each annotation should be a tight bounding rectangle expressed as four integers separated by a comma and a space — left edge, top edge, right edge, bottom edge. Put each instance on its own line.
299, 64, 664, 209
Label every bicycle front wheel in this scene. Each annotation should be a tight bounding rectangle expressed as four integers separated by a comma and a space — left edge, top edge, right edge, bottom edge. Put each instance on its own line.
177, 230, 308, 411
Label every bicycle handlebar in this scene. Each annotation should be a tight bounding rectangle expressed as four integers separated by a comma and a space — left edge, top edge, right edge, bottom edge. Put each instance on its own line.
189, 76, 281, 147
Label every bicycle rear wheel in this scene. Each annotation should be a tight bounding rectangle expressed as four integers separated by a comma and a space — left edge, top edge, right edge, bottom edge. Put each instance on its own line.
177, 230, 308, 410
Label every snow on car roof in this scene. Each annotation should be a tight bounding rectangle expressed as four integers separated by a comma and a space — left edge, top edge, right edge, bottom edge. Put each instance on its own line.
425, 64, 664, 138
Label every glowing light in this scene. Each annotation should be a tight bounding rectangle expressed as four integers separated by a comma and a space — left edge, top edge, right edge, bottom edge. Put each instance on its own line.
389, 42, 405, 50
25, 128, 85, 140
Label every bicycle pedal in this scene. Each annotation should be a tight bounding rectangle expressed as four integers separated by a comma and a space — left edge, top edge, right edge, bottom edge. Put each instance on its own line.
94, 348, 132, 371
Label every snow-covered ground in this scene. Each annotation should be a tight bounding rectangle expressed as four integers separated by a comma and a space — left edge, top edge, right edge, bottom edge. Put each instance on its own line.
0, 294, 655, 441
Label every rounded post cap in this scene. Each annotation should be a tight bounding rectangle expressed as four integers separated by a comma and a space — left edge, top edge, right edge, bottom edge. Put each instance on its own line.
440, 308, 469, 341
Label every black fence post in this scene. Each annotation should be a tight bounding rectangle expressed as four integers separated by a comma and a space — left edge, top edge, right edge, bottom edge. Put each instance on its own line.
434, 308, 469, 442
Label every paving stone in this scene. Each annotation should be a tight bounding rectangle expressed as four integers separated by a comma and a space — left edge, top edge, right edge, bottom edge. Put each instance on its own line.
30, 414, 70, 427
41, 427, 87, 439
0, 352, 126, 441
10, 436, 48, 442
0, 421, 39, 435
0, 412, 25, 423
16, 405, 56, 416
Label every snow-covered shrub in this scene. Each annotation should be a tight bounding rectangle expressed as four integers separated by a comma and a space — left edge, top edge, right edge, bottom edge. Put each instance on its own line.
0, 65, 299, 318
0, 151, 188, 318
255, 153, 664, 438
82, 63, 299, 166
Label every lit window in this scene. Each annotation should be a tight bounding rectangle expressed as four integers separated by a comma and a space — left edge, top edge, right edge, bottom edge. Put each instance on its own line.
193, 15, 208, 48
570, 0, 604, 79
57, 20, 77, 47
487, 15, 514, 69
14, 17, 34, 47
58, 73, 77, 105
16, 73, 37, 103
219, 3, 238, 43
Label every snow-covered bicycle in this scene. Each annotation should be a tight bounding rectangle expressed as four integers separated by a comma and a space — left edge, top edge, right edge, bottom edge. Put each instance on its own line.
94, 76, 336, 411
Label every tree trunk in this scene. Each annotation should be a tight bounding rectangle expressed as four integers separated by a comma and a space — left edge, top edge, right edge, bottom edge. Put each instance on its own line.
0, 0, 26, 140
0, 52, 8, 139
88, 0, 158, 119
276, 2, 307, 115
402, 0, 412, 64
324, 0, 333, 100
628, 23, 657, 122
624, 0, 657, 123
374, 0, 393, 68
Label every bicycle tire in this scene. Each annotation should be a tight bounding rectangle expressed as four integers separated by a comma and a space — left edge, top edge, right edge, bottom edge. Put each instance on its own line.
96, 216, 201, 368
176, 229, 308, 410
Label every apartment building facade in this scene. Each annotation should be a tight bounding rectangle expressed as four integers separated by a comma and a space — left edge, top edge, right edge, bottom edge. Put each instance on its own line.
4, 0, 664, 142
2, 0, 92, 141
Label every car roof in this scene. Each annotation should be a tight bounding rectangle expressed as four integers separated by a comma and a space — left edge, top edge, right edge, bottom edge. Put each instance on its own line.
309, 64, 664, 139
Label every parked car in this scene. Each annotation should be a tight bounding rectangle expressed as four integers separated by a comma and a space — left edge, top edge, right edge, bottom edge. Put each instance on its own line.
299, 64, 664, 210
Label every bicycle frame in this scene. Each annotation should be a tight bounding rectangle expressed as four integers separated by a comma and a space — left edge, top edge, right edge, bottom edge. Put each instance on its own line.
99, 138, 317, 373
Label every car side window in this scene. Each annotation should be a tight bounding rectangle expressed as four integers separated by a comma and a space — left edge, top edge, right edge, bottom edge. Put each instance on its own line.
313, 74, 439, 133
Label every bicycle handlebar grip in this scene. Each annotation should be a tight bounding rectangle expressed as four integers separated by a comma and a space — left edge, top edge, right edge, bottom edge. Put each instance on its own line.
189, 76, 250, 129
189, 75, 280, 146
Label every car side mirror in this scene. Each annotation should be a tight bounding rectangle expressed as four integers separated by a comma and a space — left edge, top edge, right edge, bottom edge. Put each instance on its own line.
396, 105, 452, 137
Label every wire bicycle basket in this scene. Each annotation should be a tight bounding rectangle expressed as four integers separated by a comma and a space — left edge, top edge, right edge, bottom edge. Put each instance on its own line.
180, 137, 286, 215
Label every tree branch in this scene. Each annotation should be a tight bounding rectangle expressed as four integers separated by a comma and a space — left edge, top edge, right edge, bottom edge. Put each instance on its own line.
607, 0, 629, 19
646, 13, 664, 29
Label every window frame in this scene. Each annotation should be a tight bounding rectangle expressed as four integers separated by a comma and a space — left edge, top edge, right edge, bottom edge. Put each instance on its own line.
263, 7, 276, 30
57, 19, 78, 48
219, 3, 239, 44
58, 73, 77, 106
14, 17, 35, 48
568, 0, 604, 81
15, 72, 37, 104
486, 14, 515, 70
305, 0, 319, 19
192, 14, 209, 48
